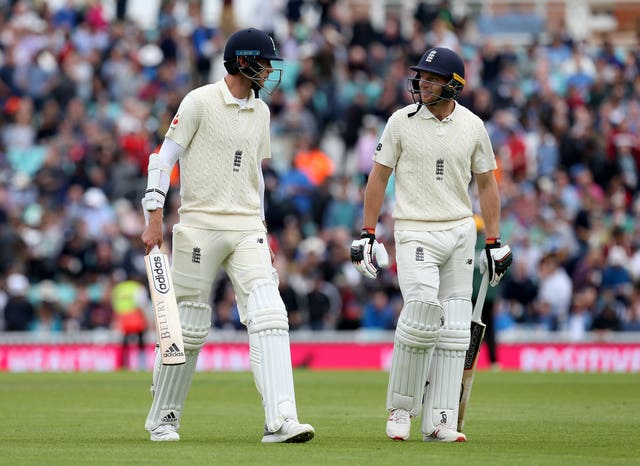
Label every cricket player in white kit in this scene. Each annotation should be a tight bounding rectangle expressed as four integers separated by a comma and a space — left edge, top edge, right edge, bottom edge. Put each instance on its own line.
141, 28, 314, 443
351, 47, 512, 442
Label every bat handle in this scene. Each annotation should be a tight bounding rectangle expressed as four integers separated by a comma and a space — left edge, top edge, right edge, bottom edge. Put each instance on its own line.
472, 272, 489, 322
149, 245, 161, 254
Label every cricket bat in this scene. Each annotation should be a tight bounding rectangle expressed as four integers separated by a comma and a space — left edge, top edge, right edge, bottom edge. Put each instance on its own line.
145, 246, 186, 365
457, 271, 489, 431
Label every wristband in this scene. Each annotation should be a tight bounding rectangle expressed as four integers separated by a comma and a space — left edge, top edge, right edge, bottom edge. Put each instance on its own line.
485, 236, 500, 245
362, 227, 375, 235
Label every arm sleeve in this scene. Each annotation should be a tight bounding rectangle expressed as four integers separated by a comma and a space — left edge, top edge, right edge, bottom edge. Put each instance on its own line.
165, 92, 200, 149
373, 115, 400, 169
258, 163, 266, 221
471, 123, 497, 174
155, 137, 184, 196
157, 137, 183, 169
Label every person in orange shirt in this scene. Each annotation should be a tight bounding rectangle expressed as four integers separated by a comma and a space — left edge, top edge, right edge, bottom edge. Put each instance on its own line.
293, 134, 335, 186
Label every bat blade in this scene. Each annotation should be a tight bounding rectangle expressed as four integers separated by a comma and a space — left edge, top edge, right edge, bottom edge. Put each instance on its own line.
145, 248, 186, 365
457, 272, 489, 432
458, 319, 486, 431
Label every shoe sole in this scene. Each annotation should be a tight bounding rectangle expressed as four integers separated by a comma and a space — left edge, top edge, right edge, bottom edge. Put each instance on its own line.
285, 430, 315, 443
150, 436, 180, 442
262, 429, 315, 444
423, 435, 467, 443
386, 427, 409, 441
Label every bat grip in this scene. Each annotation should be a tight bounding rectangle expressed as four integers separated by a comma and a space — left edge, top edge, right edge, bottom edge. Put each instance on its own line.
472, 272, 489, 322
149, 245, 161, 254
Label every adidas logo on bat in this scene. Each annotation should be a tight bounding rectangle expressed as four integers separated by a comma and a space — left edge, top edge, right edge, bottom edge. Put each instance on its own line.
163, 343, 184, 359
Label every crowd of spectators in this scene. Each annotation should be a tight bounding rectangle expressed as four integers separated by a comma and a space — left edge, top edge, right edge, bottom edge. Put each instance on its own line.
1, 0, 640, 341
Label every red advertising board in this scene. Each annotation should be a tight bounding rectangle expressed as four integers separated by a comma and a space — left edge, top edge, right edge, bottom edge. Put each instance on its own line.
1, 342, 639, 372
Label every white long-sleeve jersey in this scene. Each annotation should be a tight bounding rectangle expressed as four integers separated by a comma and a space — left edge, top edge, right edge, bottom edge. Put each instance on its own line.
164, 78, 271, 231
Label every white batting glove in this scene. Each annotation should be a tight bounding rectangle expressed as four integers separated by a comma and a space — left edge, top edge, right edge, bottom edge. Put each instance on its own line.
478, 241, 512, 287
350, 229, 390, 279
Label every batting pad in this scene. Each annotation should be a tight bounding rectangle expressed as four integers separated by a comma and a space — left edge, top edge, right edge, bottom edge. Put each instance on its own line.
421, 298, 470, 435
246, 281, 297, 433
387, 300, 444, 416
145, 301, 211, 432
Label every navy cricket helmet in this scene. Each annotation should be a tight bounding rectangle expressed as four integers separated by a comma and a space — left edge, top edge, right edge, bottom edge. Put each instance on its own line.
223, 27, 283, 63
408, 47, 466, 102
223, 28, 283, 95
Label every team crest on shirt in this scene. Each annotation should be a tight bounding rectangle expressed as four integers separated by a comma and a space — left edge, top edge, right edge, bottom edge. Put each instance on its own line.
436, 158, 444, 180
233, 150, 243, 172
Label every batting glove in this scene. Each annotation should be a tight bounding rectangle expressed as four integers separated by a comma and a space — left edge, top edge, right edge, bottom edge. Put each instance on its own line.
478, 238, 512, 287
350, 228, 390, 279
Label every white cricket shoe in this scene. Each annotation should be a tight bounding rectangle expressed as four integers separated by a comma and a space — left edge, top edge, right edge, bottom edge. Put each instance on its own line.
423, 423, 467, 443
150, 425, 180, 442
386, 408, 411, 441
261, 419, 315, 444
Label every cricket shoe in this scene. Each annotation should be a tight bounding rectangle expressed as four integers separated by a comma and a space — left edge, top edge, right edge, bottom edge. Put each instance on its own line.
261, 419, 315, 444
386, 408, 411, 441
423, 423, 467, 443
150, 424, 180, 442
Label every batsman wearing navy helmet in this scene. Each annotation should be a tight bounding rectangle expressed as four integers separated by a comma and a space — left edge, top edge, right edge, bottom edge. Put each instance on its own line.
141, 27, 314, 443
350, 47, 512, 442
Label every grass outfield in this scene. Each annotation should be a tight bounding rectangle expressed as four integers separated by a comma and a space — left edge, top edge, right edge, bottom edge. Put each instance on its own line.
1, 371, 639, 466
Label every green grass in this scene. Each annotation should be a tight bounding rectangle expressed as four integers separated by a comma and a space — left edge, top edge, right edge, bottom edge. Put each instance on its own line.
1, 371, 639, 466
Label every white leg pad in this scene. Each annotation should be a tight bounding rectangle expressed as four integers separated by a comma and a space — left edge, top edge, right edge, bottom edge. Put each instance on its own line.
421, 298, 471, 435
150, 343, 161, 398
246, 281, 297, 433
386, 300, 444, 416
145, 301, 211, 431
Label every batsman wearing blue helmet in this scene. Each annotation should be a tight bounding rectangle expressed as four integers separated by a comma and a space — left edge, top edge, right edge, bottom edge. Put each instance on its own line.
141, 28, 314, 444
350, 47, 512, 442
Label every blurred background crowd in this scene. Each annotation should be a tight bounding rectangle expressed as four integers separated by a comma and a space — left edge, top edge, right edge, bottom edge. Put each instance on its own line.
2, 0, 640, 343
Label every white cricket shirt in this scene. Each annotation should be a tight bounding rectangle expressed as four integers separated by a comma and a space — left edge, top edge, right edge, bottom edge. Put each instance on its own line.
165, 79, 271, 231
374, 102, 496, 231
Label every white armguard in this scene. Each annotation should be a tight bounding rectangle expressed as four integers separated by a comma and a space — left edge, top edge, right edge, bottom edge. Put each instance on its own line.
258, 164, 266, 221
142, 153, 172, 211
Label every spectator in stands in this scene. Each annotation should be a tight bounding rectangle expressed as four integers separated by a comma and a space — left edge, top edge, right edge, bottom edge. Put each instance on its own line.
600, 245, 633, 304
590, 298, 623, 333
3, 272, 34, 331
111, 275, 149, 369
306, 269, 341, 330
29, 280, 64, 333
534, 252, 573, 330
361, 289, 396, 330
212, 278, 243, 331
